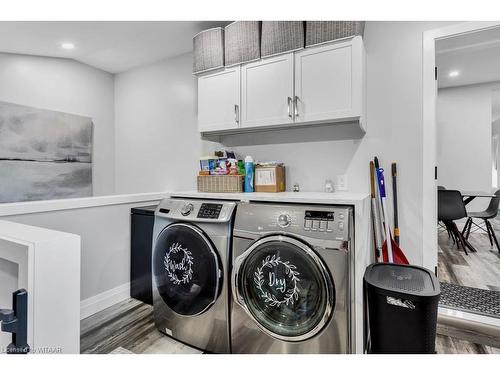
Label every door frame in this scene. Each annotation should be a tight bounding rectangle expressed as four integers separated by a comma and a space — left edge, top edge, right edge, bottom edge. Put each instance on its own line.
422, 21, 500, 271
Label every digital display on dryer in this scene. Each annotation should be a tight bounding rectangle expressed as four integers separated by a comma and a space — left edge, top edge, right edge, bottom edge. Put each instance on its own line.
197, 203, 223, 219
305, 211, 334, 220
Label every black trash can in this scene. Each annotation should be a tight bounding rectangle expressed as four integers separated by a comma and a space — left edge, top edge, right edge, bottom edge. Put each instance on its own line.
364, 263, 441, 354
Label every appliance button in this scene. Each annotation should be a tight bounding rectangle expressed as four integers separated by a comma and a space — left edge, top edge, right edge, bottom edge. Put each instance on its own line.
180, 203, 194, 216
339, 213, 345, 220
304, 219, 312, 230
319, 220, 326, 232
311, 220, 319, 231
326, 221, 334, 232
338, 222, 344, 231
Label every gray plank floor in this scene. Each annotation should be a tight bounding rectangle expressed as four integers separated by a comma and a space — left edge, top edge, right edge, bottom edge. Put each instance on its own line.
437, 227, 500, 352
80, 298, 201, 354
438, 228, 500, 291
81, 298, 491, 354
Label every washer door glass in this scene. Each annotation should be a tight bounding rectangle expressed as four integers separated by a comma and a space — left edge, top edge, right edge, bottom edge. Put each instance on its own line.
238, 236, 334, 340
153, 223, 221, 316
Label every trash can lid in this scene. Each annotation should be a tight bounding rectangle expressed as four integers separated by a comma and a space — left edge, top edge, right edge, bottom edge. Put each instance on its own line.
364, 263, 440, 297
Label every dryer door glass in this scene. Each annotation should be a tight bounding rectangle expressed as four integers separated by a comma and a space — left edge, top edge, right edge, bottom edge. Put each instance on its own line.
237, 236, 335, 341
153, 223, 221, 316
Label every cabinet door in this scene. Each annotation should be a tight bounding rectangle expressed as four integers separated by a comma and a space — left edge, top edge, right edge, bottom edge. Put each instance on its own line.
241, 53, 294, 128
198, 67, 240, 132
294, 36, 364, 124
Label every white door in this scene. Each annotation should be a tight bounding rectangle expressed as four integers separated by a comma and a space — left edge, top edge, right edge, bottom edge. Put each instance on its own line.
198, 67, 240, 132
241, 53, 294, 128
294, 36, 364, 124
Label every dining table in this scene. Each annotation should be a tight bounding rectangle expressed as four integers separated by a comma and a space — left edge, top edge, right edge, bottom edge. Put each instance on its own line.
460, 191, 496, 206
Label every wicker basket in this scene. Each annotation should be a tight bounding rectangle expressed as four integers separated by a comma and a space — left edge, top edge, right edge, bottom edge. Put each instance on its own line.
261, 21, 304, 58
224, 21, 261, 66
197, 175, 244, 193
193, 27, 225, 74
305, 21, 365, 47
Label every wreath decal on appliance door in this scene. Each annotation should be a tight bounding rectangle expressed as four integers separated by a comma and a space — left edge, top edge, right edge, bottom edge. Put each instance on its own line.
164, 242, 194, 285
253, 254, 300, 307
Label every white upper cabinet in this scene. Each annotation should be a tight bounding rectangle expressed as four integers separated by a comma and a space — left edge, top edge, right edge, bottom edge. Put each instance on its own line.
198, 66, 241, 132
294, 36, 364, 125
196, 36, 365, 134
240, 53, 294, 128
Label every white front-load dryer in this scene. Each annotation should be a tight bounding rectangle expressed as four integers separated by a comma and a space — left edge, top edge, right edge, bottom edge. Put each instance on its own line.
152, 198, 236, 353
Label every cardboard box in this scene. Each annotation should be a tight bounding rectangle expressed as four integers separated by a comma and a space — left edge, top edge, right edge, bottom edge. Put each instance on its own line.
255, 165, 286, 192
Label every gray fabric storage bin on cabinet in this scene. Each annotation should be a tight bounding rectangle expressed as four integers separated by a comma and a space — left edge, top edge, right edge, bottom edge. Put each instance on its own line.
261, 21, 304, 58
224, 21, 260, 66
193, 27, 224, 74
305, 21, 365, 47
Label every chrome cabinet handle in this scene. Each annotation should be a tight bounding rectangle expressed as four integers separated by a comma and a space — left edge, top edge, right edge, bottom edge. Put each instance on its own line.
234, 104, 240, 126
287, 96, 292, 118
294, 96, 299, 118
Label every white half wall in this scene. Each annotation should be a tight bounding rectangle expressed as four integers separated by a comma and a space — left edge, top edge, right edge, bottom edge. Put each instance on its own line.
0, 195, 163, 303
114, 21, 455, 266
0, 53, 115, 196
437, 82, 500, 212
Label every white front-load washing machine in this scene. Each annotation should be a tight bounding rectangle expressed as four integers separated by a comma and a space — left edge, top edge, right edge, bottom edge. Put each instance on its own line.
231, 202, 353, 353
152, 198, 236, 353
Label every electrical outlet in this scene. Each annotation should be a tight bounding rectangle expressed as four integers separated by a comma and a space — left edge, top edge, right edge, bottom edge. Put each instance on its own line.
337, 174, 348, 191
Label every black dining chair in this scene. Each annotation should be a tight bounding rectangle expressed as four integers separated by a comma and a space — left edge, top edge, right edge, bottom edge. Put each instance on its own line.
438, 189, 471, 255
437, 185, 455, 241
462, 189, 500, 252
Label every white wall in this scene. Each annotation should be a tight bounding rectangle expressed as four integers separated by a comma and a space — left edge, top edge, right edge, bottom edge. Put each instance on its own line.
114, 21, 454, 266
0, 53, 115, 196
437, 82, 499, 212
114, 53, 213, 193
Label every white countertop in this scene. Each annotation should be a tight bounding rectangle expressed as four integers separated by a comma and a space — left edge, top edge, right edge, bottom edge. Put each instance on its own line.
169, 191, 369, 205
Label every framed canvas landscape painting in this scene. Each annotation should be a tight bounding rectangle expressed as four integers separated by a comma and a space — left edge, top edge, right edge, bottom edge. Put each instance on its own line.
0, 101, 93, 203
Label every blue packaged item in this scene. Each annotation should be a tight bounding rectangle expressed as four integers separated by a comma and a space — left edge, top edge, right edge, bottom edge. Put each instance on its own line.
244, 156, 254, 192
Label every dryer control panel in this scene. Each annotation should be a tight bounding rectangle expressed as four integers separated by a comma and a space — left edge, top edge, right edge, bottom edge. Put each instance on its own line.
234, 202, 352, 242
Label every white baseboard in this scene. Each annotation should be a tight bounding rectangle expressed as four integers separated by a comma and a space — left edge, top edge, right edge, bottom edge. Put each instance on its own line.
80, 282, 130, 320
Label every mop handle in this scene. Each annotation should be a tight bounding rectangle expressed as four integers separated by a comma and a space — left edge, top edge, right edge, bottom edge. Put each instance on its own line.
378, 169, 394, 263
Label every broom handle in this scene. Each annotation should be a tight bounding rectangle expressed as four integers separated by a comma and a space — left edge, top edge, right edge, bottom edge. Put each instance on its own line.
381, 198, 394, 263
370, 162, 382, 262
392, 163, 400, 245
378, 168, 394, 263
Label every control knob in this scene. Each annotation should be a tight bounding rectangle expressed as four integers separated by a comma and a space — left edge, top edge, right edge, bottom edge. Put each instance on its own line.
277, 213, 291, 228
180, 203, 194, 216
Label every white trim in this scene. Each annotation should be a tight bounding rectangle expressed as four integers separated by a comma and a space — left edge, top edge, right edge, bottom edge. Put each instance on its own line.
439, 306, 500, 328
422, 21, 500, 271
80, 282, 131, 320
0, 192, 168, 217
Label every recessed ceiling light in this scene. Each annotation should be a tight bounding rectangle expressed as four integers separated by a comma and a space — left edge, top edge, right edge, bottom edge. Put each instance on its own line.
61, 42, 75, 50
449, 70, 460, 78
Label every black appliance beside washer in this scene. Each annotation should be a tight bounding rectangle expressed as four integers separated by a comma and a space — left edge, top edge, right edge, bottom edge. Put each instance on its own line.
130, 205, 158, 305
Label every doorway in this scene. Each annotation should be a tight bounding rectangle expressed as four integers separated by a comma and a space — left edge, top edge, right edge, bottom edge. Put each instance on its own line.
423, 22, 500, 350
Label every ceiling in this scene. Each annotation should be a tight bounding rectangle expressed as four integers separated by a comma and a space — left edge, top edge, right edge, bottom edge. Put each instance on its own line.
0, 21, 229, 74
436, 27, 500, 88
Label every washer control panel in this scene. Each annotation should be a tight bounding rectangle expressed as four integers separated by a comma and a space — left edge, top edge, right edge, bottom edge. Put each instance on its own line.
197, 203, 223, 219
156, 198, 236, 223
